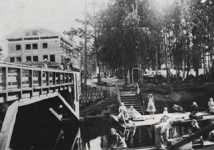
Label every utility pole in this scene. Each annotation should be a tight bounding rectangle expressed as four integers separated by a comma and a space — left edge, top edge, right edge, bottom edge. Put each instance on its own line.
83, 0, 88, 86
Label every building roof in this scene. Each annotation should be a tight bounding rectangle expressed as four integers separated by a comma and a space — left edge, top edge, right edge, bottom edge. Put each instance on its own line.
6, 28, 60, 39
6, 28, 74, 47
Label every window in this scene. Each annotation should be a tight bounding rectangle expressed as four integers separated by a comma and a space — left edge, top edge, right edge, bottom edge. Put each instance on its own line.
16, 45, 21, 50
10, 57, 15, 62
42, 43, 48, 49
43, 55, 48, 60
26, 56, 31, 62
50, 55, 55, 62
16, 57, 22, 62
33, 56, 38, 62
32, 43, 38, 49
26, 44, 31, 50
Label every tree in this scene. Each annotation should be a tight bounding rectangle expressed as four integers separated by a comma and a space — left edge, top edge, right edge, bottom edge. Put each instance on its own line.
64, 19, 94, 85
67, 0, 214, 84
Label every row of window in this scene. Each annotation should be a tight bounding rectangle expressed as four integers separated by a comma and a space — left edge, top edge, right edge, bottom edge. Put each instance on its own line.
10, 57, 21, 62
16, 43, 48, 50
10, 55, 56, 63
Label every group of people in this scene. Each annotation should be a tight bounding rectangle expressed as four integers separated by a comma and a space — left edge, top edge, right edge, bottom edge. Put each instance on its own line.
105, 102, 142, 149
118, 103, 141, 124
111, 93, 158, 149
109, 93, 214, 149
190, 97, 214, 118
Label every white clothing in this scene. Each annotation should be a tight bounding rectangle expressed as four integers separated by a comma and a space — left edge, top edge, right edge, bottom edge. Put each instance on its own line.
146, 97, 156, 114
208, 100, 214, 113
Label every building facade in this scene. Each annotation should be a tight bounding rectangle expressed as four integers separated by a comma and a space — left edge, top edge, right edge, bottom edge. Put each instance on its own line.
5, 28, 79, 69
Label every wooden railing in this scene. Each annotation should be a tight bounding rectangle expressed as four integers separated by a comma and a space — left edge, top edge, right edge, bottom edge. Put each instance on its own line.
80, 86, 104, 104
0, 62, 77, 103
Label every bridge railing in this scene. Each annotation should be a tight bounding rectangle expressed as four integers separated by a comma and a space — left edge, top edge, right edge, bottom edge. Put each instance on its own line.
0, 62, 76, 103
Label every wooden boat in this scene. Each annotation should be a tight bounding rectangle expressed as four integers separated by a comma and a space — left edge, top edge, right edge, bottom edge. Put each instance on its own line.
111, 112, 214, 150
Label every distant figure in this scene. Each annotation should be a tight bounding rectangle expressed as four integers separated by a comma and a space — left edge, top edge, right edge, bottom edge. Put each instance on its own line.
156, 115, 172, 150
136, 83, 140, 95
146, 94, 156, 114
191, 101, 199, 114
43, 58, 48, 68
162, 107, 168, 116
190, 101, 199, 119
208, 97, 214, 114
172, 104, 184, 112
69, 63, 73, 70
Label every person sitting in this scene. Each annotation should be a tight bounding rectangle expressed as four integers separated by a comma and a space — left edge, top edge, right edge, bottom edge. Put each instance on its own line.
127, 106, 142, 120
191, 101, 199, 114
119, 102, 127, 114
107, 128, 127, 149
191, 119, 200, 132
208, 130, 214, 141
191, 119, 203, 147
208, 97, 214, 114
118, 103, 129, 125
172, 104, 184, 113
190, 101, 201, 119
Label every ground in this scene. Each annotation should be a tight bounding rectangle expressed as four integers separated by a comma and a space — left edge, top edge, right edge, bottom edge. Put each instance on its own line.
85, 77, 214, 114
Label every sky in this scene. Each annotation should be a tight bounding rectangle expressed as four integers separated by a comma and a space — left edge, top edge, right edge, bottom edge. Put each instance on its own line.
0, 0, 108, 38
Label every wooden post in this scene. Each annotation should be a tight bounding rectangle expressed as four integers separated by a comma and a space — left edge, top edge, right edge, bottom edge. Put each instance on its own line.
5, 67, 8, 102
30, 69, 33, 98
74, 73, 79, 118
19, 68, 22, 99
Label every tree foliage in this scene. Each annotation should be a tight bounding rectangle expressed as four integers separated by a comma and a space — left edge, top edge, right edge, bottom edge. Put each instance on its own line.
70, 0, 214, 80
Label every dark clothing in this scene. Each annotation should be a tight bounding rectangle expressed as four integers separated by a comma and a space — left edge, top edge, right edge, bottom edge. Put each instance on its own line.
190, 104, 199, 114
172, 105, 184, 112
108, 133, 126, 148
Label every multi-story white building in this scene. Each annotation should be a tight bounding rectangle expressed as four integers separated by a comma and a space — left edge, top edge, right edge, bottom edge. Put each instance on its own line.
5, 28, 79, 69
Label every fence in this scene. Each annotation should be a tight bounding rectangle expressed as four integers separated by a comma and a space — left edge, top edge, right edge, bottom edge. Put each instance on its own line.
80, 85, 117, 105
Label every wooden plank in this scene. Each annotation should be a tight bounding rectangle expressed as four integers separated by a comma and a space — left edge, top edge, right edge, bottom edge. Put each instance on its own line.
22, 92, 31, 99
32, 90, 40, 97
0, 101, 19, 150
7, 94, 19, 101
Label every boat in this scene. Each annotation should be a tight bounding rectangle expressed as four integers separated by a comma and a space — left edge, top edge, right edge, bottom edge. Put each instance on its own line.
112, 112, 214, 150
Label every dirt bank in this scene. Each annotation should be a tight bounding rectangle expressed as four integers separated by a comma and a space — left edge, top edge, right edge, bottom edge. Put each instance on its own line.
143, 82, 214, 112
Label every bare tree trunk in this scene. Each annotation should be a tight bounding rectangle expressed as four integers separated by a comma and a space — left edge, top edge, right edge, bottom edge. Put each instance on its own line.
182, 59, 186, 80
124, 68, 128, 85
195, 68, 199, 79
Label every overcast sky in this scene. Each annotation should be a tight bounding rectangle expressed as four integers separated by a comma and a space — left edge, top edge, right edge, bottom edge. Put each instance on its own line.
0, 0, 108, 38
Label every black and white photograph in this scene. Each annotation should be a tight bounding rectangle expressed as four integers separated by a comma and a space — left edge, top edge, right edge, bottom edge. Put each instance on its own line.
1, 0, 214, 150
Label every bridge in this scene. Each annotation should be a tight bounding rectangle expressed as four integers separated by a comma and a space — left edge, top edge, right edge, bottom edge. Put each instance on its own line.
0, 62, 81, 150
0, 62, 80, 113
